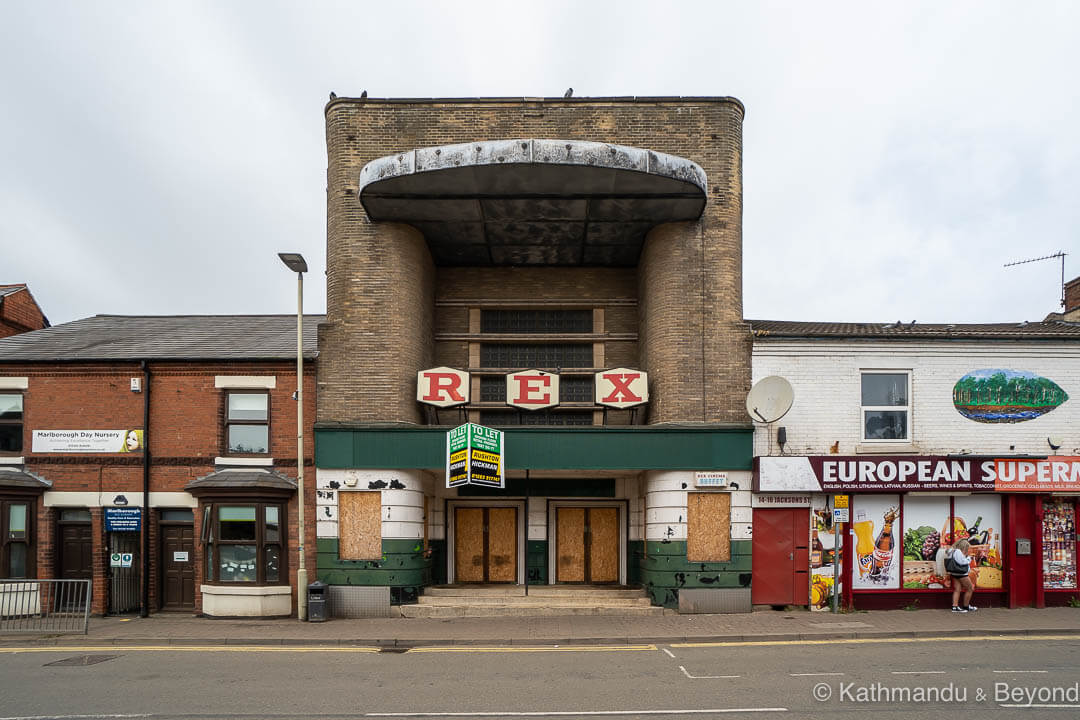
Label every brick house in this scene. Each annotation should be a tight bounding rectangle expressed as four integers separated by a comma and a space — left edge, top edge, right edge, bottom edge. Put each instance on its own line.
0, 314, 317, 616
749, 315, 1080, 610
0, 284, 49, 339
314, 97, 754, 613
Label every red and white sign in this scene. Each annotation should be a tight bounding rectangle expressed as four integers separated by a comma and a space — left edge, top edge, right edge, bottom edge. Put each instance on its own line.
506, 370, 559, 410
417, 367, 470, 407
594, 368, 648, 408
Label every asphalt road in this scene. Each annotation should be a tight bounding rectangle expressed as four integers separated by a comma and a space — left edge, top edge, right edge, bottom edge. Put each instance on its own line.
1, 635, 1078, 719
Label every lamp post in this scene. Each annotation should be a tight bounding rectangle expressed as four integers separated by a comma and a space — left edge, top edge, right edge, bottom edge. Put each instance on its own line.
278, 252, 308, 620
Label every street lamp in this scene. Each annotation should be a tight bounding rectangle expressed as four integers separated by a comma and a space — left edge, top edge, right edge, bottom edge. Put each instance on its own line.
278, 252, 308, 620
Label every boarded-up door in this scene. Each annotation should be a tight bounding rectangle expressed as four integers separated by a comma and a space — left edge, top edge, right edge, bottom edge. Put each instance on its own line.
556, 507, 619, 584
339, 492, 382, 560
454, 507, 517, 583
751, 508, 810, 606
161, 524, 195, 610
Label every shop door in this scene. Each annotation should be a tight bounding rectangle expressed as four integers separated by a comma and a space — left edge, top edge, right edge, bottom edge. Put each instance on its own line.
1007, 495, 1037, 608
454, 507, 517, 583
556, 507, 619, 584
59, 523, 93, 580
108, 532, 140, 614
160, 524, 195, 610
751, 508, 810, 605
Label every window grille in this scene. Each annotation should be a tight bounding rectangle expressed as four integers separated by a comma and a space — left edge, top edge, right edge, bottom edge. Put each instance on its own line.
481, 309, 592, 334
480, 344, 593, 369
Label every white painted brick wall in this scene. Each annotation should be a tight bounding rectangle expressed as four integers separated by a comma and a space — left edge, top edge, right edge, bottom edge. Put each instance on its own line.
752, 339, 1080, 456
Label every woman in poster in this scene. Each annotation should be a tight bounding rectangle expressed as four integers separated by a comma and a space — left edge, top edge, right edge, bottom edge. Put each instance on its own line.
949, 538, 977, 613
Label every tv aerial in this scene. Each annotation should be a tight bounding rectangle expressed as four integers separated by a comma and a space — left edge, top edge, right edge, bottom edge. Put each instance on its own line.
745, 376, 794, 424
1004, 251, 1067, 308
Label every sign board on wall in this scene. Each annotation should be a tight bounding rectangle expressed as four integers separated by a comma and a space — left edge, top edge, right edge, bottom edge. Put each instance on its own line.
446, 423, 505, 489
756, 456, 1080, 493
751, 493, 812, 508
104, 507, 142, 532
695, 471, 729, 488
33, 430, 144, 453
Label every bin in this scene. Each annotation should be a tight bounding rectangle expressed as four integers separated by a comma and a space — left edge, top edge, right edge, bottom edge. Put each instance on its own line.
307, 580, 328, 622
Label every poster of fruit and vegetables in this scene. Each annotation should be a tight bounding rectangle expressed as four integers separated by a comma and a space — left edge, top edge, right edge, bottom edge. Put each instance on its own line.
901, 495, 1003, 590
809, 498, 842, 610
851, 494, 901, 590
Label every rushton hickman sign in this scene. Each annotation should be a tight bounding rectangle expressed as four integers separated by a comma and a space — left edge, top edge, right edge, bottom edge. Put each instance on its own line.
446, 423, 505, 489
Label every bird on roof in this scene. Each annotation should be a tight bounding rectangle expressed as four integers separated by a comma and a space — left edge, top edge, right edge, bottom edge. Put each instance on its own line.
361, 90, 368, 99
329, 91, 337, 100
564, 87, 573, 98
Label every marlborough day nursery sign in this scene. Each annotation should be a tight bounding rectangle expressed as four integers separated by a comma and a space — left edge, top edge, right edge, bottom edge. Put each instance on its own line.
33, 429, 144, 453
446, 423, 505, 489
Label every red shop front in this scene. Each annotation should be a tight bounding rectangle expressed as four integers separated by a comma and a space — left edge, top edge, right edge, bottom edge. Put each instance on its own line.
754, 456, 1080, 610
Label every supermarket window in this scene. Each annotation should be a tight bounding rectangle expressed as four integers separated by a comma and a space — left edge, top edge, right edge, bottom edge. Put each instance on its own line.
225, 392, 269, 455
0, 394, 23, 453
201, 502, 283, 584
861, 372, 910, 441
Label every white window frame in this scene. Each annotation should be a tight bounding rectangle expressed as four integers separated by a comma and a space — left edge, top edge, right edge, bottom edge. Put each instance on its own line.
860, 370, 912, 443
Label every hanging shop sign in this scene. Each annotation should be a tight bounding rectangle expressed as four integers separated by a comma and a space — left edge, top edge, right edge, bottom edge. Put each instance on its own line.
756, 456, 1080, 493
104, 507, 142, 532
446, 423, 505, 489
32, 429, 144, 453
594, 368, 649, 408
417, 367, 470, 407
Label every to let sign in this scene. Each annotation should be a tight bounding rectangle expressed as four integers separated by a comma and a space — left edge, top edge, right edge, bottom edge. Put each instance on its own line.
446, 423, 505, 489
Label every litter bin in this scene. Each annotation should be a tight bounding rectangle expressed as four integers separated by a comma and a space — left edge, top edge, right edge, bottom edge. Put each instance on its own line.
307, 581, 328, 622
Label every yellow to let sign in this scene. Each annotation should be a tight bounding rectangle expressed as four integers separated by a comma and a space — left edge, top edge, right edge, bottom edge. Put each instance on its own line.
833, 495, 849, 508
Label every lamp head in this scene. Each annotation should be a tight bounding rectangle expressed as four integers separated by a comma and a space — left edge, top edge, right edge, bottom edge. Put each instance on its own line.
278, 253, 308, 273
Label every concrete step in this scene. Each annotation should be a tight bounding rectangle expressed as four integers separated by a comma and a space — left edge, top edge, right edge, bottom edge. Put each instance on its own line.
399, 604, 665, 618
416, 595, 653, 607
424, 585, 646, 599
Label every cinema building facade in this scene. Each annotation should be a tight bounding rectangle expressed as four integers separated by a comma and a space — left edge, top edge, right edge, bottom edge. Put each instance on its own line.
314, 97, 754, 610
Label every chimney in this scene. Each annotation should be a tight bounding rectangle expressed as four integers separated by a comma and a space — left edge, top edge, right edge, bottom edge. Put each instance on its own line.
1065, 275, 1080, 321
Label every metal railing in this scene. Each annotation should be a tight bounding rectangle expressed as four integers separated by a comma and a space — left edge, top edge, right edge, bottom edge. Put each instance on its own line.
0, 579, 92, 635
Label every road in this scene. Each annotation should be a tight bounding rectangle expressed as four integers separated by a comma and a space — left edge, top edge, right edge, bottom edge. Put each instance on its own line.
0, 635, 1078, 718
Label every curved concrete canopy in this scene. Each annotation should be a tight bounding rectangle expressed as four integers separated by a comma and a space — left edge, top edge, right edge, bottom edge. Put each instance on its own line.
358, 139, 707, 266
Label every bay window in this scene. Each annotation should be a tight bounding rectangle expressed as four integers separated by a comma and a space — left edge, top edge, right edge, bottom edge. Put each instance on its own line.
202, 502, 283, 584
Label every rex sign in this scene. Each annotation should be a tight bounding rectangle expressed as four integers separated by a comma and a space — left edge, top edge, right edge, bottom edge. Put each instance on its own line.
594, 368, 648, 408
446, 423, 505, 489
417, 367, 649, 411
417, 367, 469, 407
756, 455, 1080, 493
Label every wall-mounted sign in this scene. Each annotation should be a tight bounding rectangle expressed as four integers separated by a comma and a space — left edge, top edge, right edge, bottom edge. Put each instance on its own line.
595, 369, 648, 408
751, 493, 812, 508
417, 367, 469, 407
506, 370, 559, 410
121, 553, 133, 568
33, 429, 144, 453
104, 507, 142, 532
756, 456, 1080, 493
110, 553, 122, 567
446, 423, 505, 489
953, 369, 1068, 423
173, 551, 189, 562
696, 471, 729, 488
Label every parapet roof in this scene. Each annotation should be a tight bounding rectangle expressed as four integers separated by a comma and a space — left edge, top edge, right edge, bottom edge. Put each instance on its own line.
748, 319, 1080, 340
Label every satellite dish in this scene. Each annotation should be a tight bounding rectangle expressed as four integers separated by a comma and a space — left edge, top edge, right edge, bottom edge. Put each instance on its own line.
746, 376, 794, 423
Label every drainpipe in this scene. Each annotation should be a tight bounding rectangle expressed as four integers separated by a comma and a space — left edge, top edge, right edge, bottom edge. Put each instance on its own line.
141, 360, 151, 618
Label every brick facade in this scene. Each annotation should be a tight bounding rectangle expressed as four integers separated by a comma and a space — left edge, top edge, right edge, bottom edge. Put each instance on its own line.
1, 360, 316, 615
0, 285, 49, 338
319, 98, 751, 426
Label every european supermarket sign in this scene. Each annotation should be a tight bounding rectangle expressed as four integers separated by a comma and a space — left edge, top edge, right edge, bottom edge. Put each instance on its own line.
446, 423, 505, 489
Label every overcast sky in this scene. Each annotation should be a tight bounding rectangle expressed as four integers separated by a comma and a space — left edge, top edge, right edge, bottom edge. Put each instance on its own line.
2, 1, 1077, 326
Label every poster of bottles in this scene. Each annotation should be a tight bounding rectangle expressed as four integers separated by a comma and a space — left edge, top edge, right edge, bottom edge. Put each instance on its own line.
809, 499, 842, 610
1042, 499, 1077, 590
901, 496, 949, 589
851, 495, 900, 590
954, 495, 1003, 590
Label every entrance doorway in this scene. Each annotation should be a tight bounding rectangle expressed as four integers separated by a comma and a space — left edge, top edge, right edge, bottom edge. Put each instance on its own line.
751, 508, 810, 606
108, 532, 140, 614
454, 507, 517, 583
160, 510, 195, 610
58, 509, 93, 581
555, 506, 619, 584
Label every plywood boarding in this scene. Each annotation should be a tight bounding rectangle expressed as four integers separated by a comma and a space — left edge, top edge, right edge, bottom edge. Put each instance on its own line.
557, 507, 586, 582
588, 507, 619, 583
687, 492, 731, 562
455, 507, 485, 583
488, 507, 517, 583
339, 491, 382, 560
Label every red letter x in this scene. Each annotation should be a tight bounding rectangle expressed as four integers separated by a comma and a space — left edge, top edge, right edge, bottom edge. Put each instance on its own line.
601, 372, 642, 403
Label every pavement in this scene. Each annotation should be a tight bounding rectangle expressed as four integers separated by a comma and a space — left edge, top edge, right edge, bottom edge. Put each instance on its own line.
3, 606, 1078, 648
